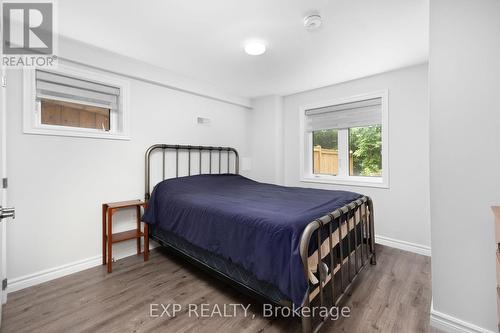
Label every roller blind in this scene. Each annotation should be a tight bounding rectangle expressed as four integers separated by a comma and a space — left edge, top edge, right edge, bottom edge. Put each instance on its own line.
305, 97, 382, 132
35, 70, 120, 110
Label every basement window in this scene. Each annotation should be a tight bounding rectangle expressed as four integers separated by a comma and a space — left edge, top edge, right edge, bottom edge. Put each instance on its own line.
41, 99, 111, 131
23, 65, 130, 140
300, 91, 389, 188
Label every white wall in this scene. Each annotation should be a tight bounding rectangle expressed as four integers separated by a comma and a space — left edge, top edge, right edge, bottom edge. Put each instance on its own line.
429, 1, 499, 331
5, 41, 250, 287
247, 95, 284, 184
281, 64, 431, 251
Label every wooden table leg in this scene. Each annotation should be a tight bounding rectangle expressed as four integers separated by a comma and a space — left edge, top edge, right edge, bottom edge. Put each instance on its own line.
144, 223, 149, 261
136, 206, 141, 255
102, 204, 107, 265
107, 208, 113, 273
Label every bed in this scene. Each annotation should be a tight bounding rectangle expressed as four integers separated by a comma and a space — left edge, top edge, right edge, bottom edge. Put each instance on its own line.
142, 144, 376, 333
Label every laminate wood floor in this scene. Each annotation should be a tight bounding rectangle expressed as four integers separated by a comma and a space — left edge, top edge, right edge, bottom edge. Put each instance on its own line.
1, 244, 439, 333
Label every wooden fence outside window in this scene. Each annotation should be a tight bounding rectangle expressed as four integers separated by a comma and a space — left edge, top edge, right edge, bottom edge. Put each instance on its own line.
313, 145, 354, 175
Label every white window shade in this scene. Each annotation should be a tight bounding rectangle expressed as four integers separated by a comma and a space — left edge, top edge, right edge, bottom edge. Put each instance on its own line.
35, 70, 120, 110
305, 97, 382, 131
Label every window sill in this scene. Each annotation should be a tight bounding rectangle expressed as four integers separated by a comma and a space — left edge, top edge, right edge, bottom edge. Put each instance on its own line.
300, 176, 389, 189
23, 127, 131, 141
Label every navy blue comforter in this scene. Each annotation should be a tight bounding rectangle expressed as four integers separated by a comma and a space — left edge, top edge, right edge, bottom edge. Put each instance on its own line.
142, 174, 361, 305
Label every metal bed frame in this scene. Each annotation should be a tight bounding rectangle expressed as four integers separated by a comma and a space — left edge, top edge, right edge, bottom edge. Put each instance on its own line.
144, 144, 376, 333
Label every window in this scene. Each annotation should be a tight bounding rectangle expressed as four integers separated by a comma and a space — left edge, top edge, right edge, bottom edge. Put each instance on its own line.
300, 91, 388, 188
41, 99, 110, 130
349, 125, 382, 177
23, 65, 130, 140
313, 129, 339, 175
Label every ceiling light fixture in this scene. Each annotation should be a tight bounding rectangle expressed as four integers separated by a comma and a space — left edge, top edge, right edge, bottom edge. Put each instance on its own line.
244, 41, 266, 56
304, 14, 322, 30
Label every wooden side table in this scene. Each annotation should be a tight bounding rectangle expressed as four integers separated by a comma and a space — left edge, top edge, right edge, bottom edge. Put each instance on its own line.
102, 200, 149, 273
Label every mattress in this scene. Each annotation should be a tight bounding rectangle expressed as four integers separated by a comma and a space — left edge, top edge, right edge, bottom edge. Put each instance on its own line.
142, 174, 362, 305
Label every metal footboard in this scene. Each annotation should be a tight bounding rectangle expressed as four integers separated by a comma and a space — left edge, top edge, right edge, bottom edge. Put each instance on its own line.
299, 196, 376, 333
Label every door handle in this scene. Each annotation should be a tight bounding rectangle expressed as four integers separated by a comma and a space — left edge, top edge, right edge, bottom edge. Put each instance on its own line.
0, 206, 15, 220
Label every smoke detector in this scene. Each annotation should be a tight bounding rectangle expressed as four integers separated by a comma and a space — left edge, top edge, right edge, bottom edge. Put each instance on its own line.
303, 14, 322, 30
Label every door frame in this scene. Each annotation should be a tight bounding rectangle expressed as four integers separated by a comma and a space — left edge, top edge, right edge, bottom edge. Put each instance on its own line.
1, 66, 7, 307
0, 0, 9, 308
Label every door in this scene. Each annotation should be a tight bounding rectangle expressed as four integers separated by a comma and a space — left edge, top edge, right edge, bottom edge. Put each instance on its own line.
0, 4, 16, 326
0, 52, 15, 326
0, 2, 4, 322
0, 52, 5, 325
0, 56, 4, 325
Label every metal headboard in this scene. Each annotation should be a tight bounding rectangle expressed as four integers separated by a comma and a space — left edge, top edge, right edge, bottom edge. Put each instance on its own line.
145, 144, 239, 201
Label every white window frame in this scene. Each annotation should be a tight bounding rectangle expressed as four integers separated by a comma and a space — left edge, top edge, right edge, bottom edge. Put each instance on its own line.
299, 90, 389, 188
23, 64, 131, 140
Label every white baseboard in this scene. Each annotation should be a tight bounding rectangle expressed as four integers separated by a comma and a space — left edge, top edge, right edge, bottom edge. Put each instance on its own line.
375, 234, 431, 256
430, 302, 495, 333
7, 243, 157, 294
7, 235, 428, 294
8, 255, 102, 293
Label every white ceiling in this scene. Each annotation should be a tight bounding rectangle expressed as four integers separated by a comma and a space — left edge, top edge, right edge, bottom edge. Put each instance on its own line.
58, 0, 428, 98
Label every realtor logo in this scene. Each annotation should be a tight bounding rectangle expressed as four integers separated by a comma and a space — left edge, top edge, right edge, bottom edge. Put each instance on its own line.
3, 2, 53, 54
2, 1, 56, 67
